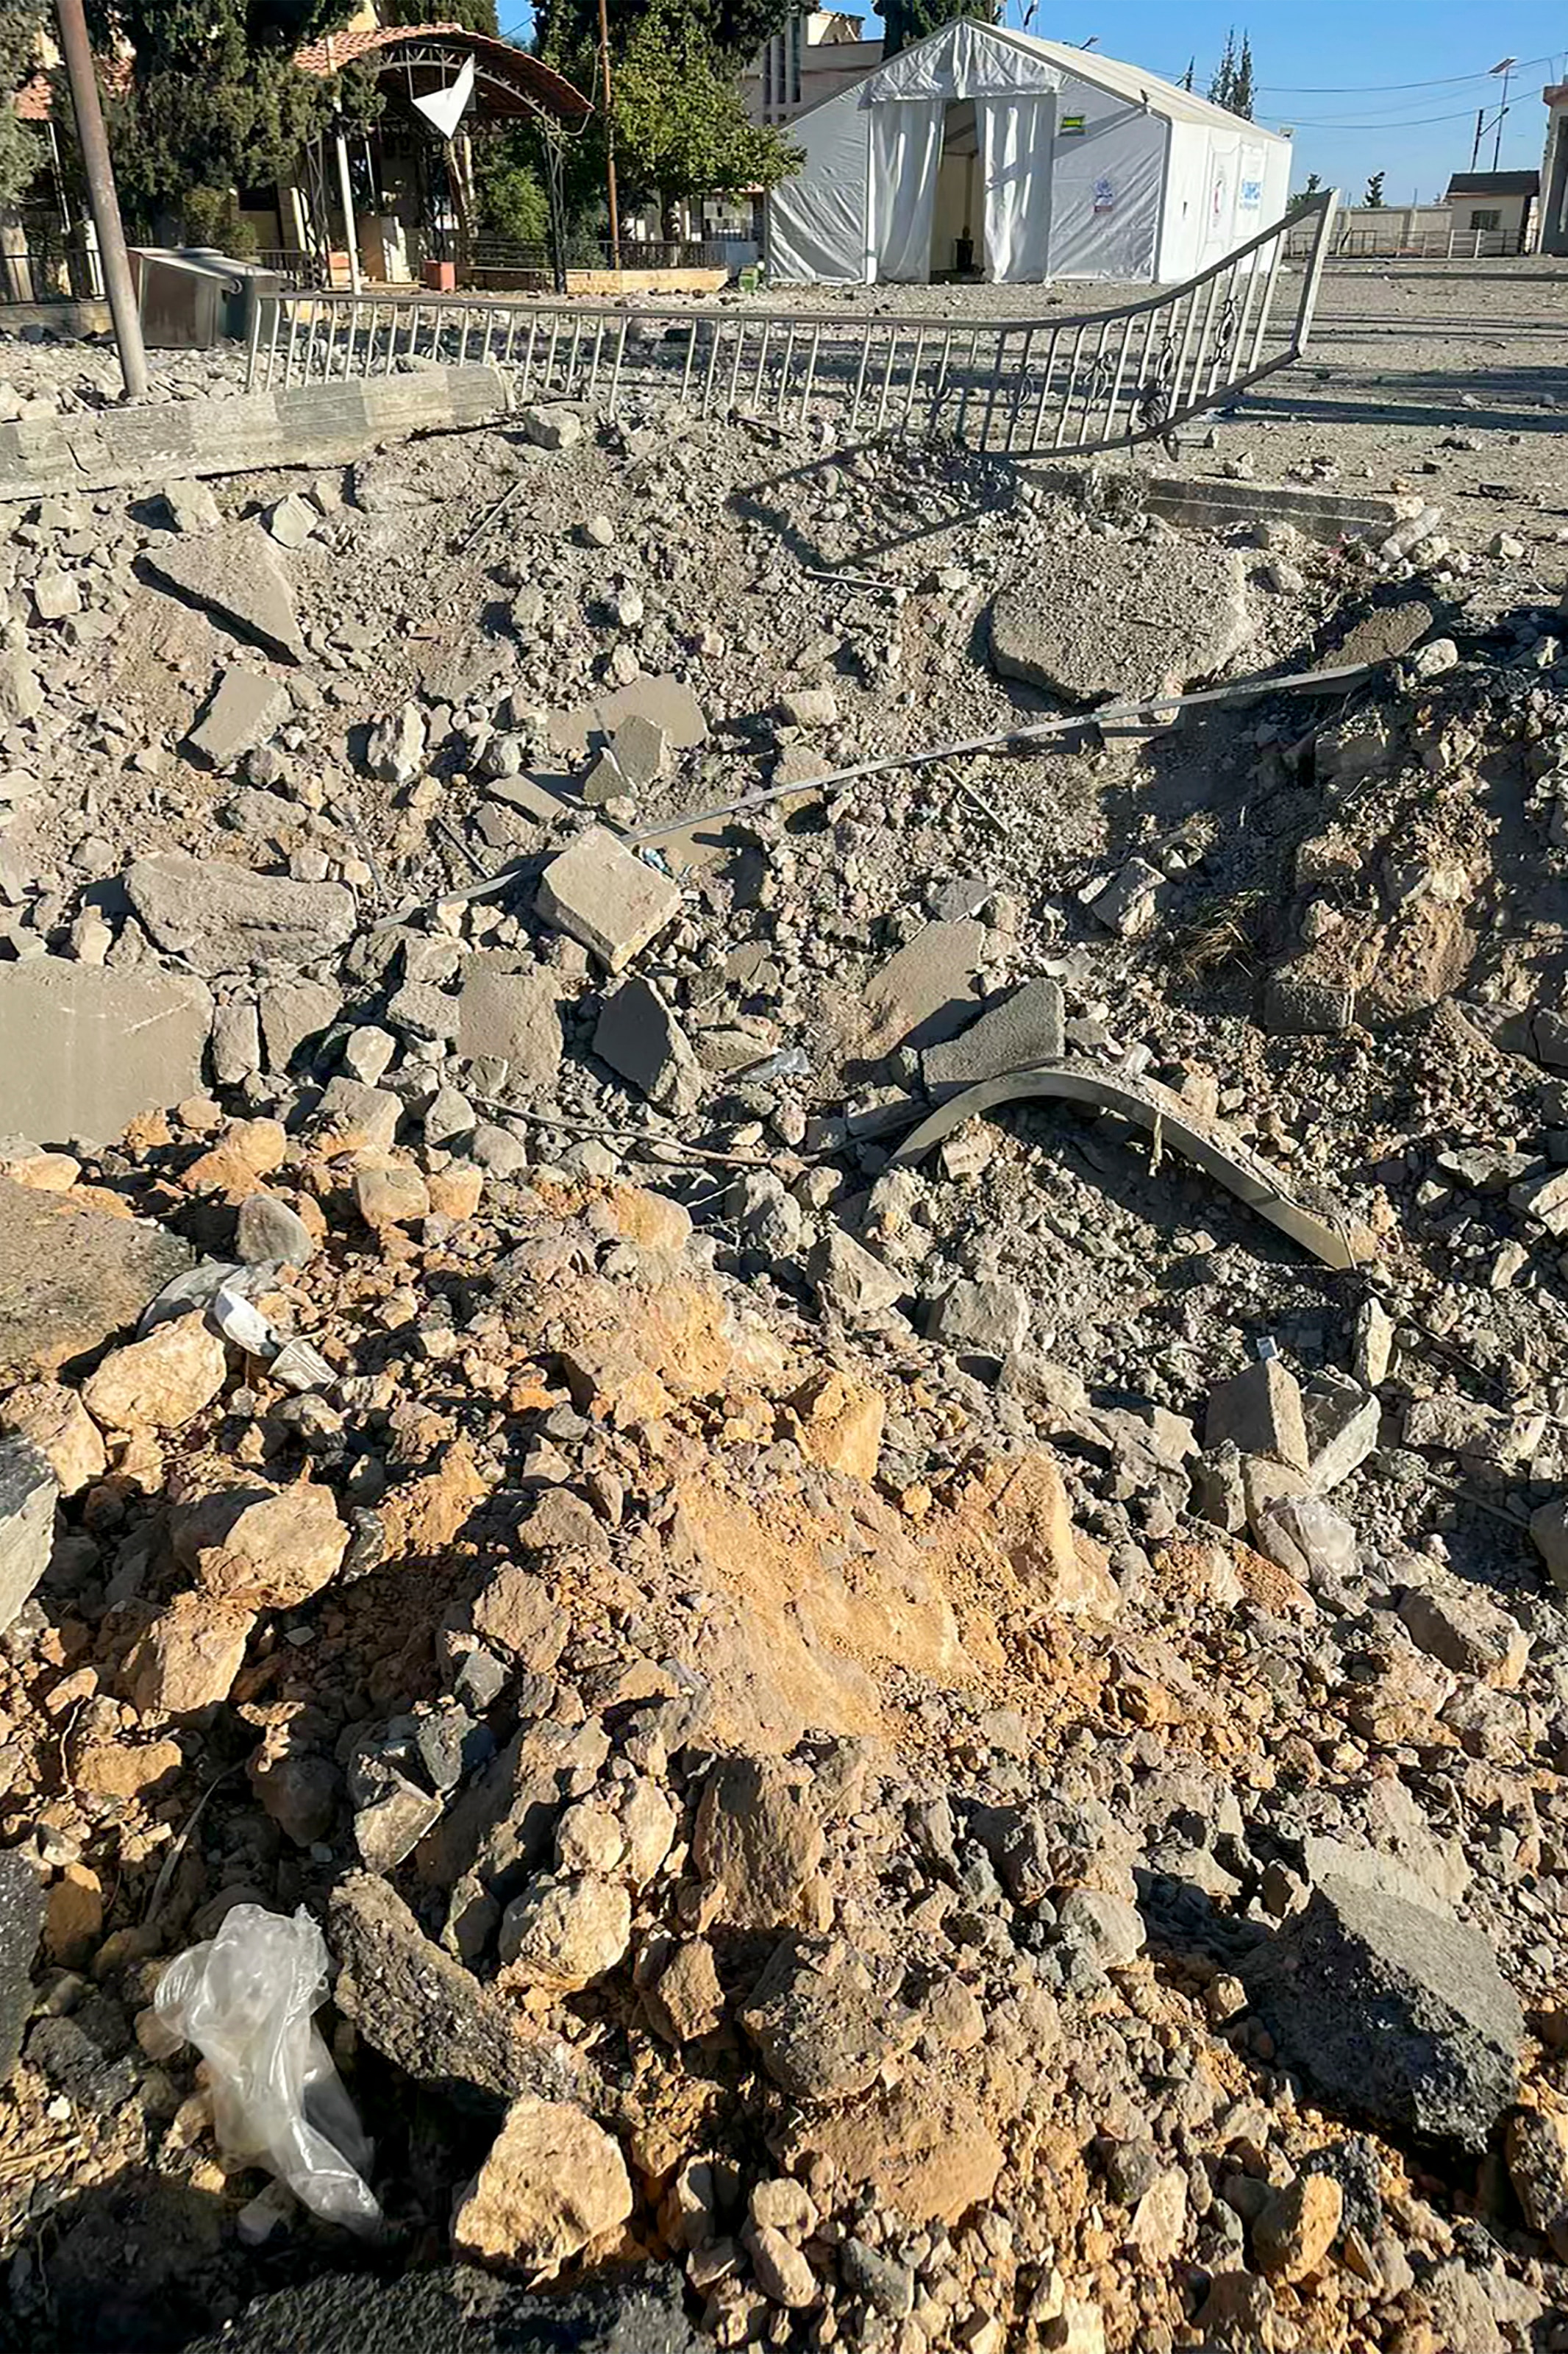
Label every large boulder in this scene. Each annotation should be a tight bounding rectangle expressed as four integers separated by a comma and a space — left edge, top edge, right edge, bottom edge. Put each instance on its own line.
1242, 1871, 1522, 2147
990, 537, 1254, 705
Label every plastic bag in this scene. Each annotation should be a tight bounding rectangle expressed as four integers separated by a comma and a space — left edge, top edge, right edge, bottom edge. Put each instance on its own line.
154, 1904, 381, 2233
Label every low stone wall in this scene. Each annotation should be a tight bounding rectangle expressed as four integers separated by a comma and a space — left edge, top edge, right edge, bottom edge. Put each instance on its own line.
470, 266, 730, 297
0, 364, 511, 503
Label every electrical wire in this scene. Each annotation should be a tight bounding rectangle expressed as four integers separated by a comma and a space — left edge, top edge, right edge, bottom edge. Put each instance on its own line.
1257, 51, 1553, 94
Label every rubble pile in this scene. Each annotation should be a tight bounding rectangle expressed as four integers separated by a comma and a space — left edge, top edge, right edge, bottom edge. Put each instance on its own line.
0, 394, 1564, 2354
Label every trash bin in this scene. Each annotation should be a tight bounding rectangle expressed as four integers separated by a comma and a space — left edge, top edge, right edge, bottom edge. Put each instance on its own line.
127, 249, 283, 349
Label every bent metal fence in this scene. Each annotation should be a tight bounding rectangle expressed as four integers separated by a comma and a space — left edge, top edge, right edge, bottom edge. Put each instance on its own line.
245, 191, 1338, 461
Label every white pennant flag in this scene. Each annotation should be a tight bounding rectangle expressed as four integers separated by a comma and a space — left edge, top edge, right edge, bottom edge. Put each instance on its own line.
413, 54, 476, 141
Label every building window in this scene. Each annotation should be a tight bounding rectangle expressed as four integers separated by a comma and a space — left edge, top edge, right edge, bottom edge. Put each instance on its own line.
1469, 207, 1501, 230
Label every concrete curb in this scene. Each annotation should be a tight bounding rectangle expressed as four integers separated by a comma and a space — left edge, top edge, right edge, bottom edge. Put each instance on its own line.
1025, 458, 1402, 544
0, 365, 511, 503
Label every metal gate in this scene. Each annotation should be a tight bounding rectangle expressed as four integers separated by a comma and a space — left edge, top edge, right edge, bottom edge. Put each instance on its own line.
246, 189, 1338, 460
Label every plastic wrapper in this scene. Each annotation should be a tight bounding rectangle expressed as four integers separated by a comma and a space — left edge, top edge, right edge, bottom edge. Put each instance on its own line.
154, 1904, 381, 2233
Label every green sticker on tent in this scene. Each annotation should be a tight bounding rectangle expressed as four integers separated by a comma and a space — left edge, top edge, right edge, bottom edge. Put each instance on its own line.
1061, 113, 1086, 134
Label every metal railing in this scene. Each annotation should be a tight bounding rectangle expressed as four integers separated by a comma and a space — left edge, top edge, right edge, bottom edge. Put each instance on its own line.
0, 240, 105, 305
246, 191, 1338, 461
1283, 217, 1514, 261
468, 235, 739, 278
252, 246, 330, 290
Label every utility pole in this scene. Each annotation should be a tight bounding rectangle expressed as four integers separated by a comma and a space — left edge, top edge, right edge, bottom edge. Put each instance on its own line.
596, 0, 621, 270
1470, 107, 1485, 170
1492, 59, 1512, 171
54, 0, 148, 399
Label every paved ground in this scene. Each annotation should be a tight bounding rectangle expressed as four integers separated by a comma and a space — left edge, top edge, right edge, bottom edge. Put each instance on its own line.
733, 257, 1568, 550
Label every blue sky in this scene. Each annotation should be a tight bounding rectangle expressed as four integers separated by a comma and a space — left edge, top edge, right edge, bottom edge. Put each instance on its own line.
502, 5, 1568, 205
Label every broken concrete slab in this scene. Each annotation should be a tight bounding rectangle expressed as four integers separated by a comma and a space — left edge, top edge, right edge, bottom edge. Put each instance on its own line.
188, 667, 290, 770
535, 830, 682, 972
1243, 1874, 1522, 2148
856, 920, 985, 1064
922, 978, 1065, 1099
1205, 1359, 1309, 1472
546, 675, 708, 762
927, 1276, 1030, 1359
0, 1176, 191, 1382
0, 1434, 56, 1635
328, 1872, 582, 2108
141, 528, 305, 663
125, 854, 355, 975
809, 1228, 902, 1321
266, 491, 316, 550
456, 956, 562, 1084
258, 976, 341, 1073
1264, 972, 1357, 1037
990, 538, 1253, 705
594, 977, 700, 1112
366, 702, 427, 788
162, 479, 221, 533
0, 959, 213, 1147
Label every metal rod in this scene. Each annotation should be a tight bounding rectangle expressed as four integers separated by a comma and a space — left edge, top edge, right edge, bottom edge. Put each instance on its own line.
630, 660, 1380, 846
54, 0, 148, 397
609, 312, 629, 408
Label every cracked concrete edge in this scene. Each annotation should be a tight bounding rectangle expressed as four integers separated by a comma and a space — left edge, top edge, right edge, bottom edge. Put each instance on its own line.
0, 365, 513, 505
891, 1062, 1380, 1273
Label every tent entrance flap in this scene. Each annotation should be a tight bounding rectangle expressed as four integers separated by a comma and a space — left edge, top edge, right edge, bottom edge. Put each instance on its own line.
930, 101, 982, 278
869, 99, 943, 282
979, 92, 1053, 281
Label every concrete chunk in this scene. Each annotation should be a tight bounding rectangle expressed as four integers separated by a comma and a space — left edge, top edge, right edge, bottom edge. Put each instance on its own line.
922, 978, 1064, 1098
0, 1176, 191, 1382
0, 1434, 55, 1635
0, 959, 213, 1147
456, 955, 562, 1082
546, 674, 708, 761
858, 920, 985, 1063
1243, 1874, 1522, 2148
266, 491, 317, 550
1300, 1373, 1380, 1492
189, 666, 290, 769
594, 976, 699, 1110
990, 536, 1254, 703
535, 829, 681, 972
142, 527, 305, 662
366, 702, 427, 787
162, 479, 221, 533
1205, 1358, 1308, 1472
125, 854, 354, 975
927, 1276, 1030, 1359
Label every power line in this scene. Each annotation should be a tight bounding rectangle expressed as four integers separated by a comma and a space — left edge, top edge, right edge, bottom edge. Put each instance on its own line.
1257, 51, 1553, 94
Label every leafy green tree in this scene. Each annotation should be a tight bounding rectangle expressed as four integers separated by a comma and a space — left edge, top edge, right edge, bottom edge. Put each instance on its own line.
609, 0, 797, 235
1286, 169, 1322, 215
1364, 170, 1386, 207
1207, 27, 1235, 106
381, 0, 498, 29
76, 0, 373, 241
1207, 26, 1255, 118
475, 128, 551, 244
0, 4, 44, 207
537, 0, 785, 70
1231, 32, 1254, 119
881, 0, 980, 58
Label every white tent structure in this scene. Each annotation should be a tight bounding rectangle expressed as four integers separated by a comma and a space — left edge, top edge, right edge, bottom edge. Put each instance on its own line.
765, 18, 1293, 286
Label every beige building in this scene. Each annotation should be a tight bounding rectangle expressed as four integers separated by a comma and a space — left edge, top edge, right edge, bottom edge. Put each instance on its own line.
1542, 82, 1568, 253
743, 10, 880, 127
1441, 171, 1538, 255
